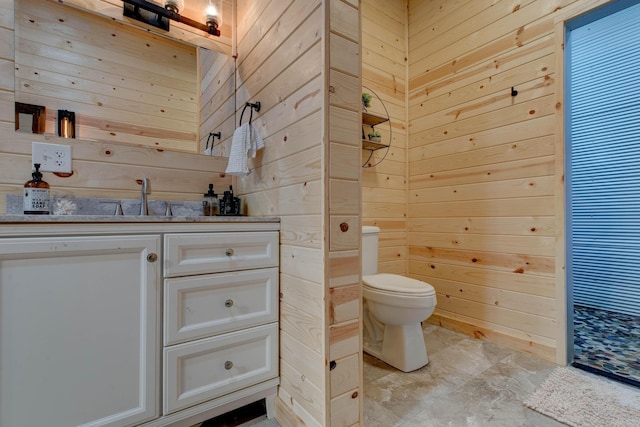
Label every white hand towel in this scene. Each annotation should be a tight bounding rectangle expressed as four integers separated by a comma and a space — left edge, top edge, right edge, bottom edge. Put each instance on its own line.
225, 123, 264, 176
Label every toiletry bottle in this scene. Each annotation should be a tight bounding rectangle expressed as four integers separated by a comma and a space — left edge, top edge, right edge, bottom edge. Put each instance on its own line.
219, 185, 240, 215
203, 184, 217, 216
220, 187, 232, 215
229, 185, 241, 215
23, 163, 50, 215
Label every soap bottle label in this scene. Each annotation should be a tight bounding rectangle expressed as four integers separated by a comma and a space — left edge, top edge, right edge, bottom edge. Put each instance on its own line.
23, 188, 50, 214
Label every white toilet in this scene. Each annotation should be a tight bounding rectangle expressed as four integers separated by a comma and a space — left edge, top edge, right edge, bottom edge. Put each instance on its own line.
362, 226, 437, 372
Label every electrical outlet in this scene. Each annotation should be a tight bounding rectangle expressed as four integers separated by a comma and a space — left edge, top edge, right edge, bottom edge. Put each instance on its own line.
32, 142, 72, 173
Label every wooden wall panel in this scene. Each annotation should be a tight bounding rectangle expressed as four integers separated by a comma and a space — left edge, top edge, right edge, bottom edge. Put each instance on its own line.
0, 0, 14, 140
407, 0, 582, 362
329, 390, 359, 427
328, 1, 362, 425
330, 284, 359, 325
329, 250, 360, 288
330, 353, 359, 399
281, 359, 325, 425
362, 0, 408, 275
235, 1, 329, 426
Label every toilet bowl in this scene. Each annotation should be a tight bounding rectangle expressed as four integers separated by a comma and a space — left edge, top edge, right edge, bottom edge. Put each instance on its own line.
362, 226, 437, 372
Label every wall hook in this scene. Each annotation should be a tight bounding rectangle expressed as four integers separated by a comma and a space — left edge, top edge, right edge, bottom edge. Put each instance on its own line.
248, 101, 261, 112
511, 87, 518, 97
204, 131, 222, 155
239, 101, 261, 126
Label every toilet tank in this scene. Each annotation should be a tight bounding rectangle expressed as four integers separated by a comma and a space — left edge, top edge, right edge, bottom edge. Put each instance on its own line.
362, 226, 380, 275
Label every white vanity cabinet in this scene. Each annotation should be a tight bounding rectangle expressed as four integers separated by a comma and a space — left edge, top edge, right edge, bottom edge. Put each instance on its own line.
0, 220, 280, 427
0, 234, 160, 427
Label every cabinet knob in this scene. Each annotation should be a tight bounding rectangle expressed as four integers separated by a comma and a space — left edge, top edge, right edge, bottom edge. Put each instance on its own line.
225, 248, 234, 256
147, 253, 158, 262
225, 299, 234, 308
340, 222, 349, 232
225, 361, 233, 370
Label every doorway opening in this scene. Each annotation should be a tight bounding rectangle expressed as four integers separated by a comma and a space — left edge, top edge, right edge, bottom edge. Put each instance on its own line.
566, 0, 640, 387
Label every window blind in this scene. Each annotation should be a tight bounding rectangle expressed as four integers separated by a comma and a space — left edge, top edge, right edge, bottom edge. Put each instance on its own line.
568, 1, 640, 316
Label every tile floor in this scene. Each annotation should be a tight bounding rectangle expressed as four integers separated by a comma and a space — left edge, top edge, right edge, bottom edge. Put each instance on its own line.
363, 324, 566, 426
573, 304, 640, 387
217, 323, 567, 426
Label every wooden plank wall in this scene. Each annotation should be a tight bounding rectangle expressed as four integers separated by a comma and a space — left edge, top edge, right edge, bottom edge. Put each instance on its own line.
406, 0, 584, 362
234, 1, 326, 425
0, 0, 231, 214
235, 0, 363, 425
361, 0, 407, 275
327, 0, 362, 425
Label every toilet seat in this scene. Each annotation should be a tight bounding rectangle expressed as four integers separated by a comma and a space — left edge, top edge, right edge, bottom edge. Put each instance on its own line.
363, 273, 435, 297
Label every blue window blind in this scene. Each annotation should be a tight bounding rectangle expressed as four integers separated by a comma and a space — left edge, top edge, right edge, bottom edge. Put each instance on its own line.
568, 1, 640, 316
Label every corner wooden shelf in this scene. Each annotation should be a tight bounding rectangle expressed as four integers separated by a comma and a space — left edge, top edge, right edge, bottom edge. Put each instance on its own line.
362, 111, 390, 151
361, 139, 389, 151
362, 111, 389, 127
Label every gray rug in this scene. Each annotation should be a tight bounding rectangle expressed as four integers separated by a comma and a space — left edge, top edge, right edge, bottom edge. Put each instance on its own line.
525, 367, 640, 427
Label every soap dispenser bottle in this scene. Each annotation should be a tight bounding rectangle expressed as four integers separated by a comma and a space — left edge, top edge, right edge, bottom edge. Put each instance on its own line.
219, 185, 241, 216
23, 163, 50, 215
203, 184, 218, 216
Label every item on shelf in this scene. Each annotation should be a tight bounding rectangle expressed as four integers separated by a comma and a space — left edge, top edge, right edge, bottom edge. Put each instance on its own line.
362, 92, 372, 111
368, 130, 381, 143
361, 86, 392, 168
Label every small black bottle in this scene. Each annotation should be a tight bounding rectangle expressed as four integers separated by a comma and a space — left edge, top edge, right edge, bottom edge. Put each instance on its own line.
219, 185, 241, 216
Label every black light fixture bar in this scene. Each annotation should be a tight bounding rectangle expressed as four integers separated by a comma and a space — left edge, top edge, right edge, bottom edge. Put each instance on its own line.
122, 0, 220, 36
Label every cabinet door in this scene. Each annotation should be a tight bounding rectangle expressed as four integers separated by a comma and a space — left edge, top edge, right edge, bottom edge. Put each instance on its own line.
0, 235, 160, 427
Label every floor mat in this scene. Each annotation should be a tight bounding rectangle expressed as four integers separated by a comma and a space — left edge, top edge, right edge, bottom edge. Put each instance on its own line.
524, 366, 640, 427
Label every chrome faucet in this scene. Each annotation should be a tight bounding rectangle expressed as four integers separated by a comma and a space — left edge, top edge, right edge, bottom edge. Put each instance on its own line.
140, 178, 151, 215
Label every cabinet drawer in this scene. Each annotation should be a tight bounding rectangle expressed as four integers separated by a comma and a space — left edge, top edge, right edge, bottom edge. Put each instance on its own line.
163, 323, 278, 415
164, 232, 278, 277
164, 267, 278, 346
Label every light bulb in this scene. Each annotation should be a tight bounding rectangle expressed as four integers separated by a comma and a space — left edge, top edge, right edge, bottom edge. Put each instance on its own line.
164, 0, 184, 13
205, 1, 222, 28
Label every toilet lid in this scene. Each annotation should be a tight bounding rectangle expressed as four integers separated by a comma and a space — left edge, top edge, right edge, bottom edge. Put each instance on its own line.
363, 273, 435, 296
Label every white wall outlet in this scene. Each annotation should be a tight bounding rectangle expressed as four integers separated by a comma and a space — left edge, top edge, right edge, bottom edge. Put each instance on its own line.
32, 142, 72, 173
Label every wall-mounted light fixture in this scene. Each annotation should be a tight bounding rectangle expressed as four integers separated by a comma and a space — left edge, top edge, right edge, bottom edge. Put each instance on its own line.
58, 110, 76, 139
122, 0, 221, 37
